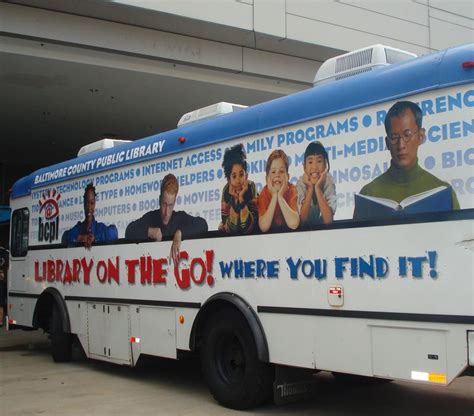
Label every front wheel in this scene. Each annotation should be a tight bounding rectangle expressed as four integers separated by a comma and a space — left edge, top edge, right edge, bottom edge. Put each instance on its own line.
200, 309, 273, 410
50, 303, 72, 362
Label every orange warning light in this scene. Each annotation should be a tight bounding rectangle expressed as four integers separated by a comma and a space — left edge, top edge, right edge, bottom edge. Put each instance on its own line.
179, 315, 185, 324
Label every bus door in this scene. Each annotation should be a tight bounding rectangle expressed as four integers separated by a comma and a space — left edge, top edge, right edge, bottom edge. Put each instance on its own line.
9, 208, 30, 293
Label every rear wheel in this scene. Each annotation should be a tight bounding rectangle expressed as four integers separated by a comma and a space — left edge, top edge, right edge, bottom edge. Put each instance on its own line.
50, 303, 72, 362
200, 309, 273, 410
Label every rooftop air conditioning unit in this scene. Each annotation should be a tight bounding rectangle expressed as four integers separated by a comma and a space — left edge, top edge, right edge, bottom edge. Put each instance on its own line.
77, 138, 131, 157
178, 102, 247, 127
313, 44, 417, 86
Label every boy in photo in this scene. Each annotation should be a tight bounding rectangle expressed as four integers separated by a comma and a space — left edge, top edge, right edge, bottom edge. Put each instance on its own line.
258, 149, 299, 232
296, 142, 337, 227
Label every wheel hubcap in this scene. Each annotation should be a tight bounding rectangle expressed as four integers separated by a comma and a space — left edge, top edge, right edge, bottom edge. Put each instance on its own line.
217, 334, 246, 384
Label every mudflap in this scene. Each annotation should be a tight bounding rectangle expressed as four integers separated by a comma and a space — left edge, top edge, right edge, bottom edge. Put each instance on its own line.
273, 365, 318, 405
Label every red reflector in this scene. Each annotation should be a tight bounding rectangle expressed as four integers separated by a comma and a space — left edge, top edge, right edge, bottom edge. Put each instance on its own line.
178, 136, 186, 143
462, 61, 474, 69
329, 287, 342, 295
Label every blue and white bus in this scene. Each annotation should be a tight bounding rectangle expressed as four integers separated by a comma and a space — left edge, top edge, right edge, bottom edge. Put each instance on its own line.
8, 43, 474, 409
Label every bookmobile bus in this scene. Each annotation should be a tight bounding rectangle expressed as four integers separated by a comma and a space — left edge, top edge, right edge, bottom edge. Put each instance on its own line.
7, 43, 474, 409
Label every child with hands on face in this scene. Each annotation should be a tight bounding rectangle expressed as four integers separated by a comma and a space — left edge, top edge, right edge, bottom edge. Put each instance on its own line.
296, 142, 337, 227
219, 144, 258, 234
258, 149, 299, 232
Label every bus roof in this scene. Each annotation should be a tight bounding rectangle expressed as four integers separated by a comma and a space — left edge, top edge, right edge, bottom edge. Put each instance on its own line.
11, 43, 473, 199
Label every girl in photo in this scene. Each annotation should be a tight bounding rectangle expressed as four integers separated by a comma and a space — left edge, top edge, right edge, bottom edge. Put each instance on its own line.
219, 144, 258, 234
297, 141, 336, 227
258, 149, 299, 232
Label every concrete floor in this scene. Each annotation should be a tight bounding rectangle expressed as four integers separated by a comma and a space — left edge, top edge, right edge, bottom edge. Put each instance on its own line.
1, 326, 473, 416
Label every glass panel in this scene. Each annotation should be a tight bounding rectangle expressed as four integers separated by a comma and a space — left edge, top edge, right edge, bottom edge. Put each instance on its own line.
10, 208, 29, 257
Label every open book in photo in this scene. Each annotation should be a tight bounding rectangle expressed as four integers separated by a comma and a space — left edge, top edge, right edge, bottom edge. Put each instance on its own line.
354, 186, 452, 218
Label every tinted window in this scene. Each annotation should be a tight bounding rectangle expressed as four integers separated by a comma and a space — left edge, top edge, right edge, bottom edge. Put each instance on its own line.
11, 208, 29, 257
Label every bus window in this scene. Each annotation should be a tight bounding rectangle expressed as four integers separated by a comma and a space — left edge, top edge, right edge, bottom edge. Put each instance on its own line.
10, 208, 29, 257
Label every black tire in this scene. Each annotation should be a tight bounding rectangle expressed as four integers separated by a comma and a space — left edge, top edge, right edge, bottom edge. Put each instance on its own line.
200, 309, 273, 410
50, 303, 72, 363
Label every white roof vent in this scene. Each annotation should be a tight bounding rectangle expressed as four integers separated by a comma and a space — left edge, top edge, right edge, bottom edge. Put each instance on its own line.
178, 102, 247, 127
313, 44, 417, 86
77, 138, 131, 157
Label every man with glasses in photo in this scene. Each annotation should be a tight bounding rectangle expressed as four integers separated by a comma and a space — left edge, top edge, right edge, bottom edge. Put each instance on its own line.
353, 101, 459, 219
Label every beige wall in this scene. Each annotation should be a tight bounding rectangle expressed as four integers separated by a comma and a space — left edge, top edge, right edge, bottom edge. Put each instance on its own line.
4, 0, 472, 85
113, 0, 473, 55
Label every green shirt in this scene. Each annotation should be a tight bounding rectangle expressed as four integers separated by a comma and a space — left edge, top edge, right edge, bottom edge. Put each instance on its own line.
353, 160, 460, 219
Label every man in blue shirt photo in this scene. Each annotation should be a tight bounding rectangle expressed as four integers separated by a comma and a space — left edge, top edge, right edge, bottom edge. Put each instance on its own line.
62, 183, 118, 249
